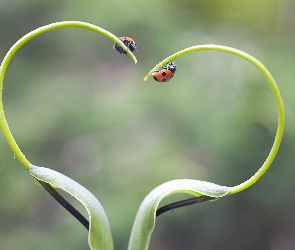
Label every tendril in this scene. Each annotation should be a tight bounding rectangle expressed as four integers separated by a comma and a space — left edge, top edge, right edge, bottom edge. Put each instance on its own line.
0, 21, 137, 170
145, 45, 284, 194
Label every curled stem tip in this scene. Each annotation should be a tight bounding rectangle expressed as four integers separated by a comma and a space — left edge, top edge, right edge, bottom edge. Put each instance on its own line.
0, 21, 137, 170
145, 45, 284, 194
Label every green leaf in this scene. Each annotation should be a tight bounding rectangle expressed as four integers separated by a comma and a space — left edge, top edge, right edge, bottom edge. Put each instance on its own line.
128, 179, 230, 250
29, 164, 113, 250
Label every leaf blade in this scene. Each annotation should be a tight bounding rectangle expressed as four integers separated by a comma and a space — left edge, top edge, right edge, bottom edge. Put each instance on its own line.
29, 164, 113, 250
128, 179, 230, 250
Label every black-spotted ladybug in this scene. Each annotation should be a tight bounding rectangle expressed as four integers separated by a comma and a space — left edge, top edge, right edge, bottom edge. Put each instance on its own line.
114, 36, 137, 55
152, 62, 177, 82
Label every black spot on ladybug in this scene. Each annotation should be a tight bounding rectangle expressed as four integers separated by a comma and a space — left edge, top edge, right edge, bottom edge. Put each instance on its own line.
153, 76, 158, 81
162, 72, 167, 76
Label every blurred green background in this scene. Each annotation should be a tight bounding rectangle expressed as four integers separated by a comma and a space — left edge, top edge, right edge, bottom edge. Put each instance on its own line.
1, 0, 295, 249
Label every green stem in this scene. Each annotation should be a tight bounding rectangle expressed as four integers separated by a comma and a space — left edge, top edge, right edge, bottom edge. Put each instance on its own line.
144, 45, 284, 194
39, 180, 89, 230
156, 196, 215, 217
0, 21, 137, 171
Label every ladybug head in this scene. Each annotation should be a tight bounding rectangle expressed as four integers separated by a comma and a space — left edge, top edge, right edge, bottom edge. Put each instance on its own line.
166, 62, 177, 74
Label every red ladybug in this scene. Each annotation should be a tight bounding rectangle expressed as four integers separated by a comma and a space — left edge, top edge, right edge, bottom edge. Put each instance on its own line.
152, 62, 177, 82
114, 36, 137, 55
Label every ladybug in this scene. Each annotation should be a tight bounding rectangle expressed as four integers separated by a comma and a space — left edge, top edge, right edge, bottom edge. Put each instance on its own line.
152, 62, 177, 82
114, 36, 137, 55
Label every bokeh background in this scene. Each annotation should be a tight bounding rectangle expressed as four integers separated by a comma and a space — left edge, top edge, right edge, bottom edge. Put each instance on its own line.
1, 0, 295, 249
